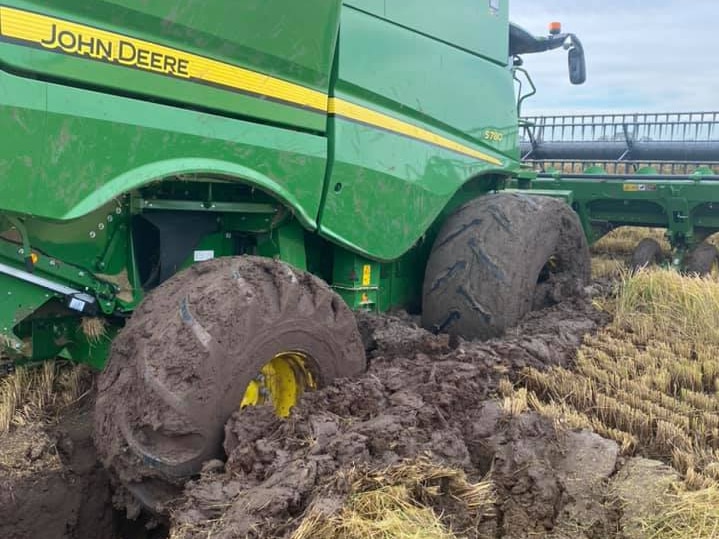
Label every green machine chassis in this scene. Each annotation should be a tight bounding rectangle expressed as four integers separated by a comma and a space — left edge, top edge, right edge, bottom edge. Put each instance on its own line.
4, 1, 713, 374
0, 0, 526, 368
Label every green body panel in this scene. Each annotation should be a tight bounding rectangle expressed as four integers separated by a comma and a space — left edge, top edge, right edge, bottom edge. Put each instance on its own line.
318, 5, 518, 260
0, 70, 329, 224
0, 0, 341, 132
0, 0, 596, 369
331, 251, 380, 310
384, 0, 509, 63
0, 275, 53, 353
345, 0, 509, 63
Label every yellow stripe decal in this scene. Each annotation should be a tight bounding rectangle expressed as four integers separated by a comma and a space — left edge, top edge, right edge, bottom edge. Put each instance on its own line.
329, 98, 503, 166
0, 6, 328, 112
0, 6, 503, 167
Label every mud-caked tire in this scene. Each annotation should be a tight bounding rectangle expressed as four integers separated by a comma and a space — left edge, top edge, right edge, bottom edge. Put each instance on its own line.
94, 256, 365, 513
422, 193, 590, 340
630, 238, 664, 271
684, 242, 719, 276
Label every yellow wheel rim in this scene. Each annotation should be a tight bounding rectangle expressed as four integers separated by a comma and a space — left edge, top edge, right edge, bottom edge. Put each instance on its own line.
240, 351, 316, 417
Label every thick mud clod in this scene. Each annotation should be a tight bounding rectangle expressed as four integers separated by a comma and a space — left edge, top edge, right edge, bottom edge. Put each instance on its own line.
170, 296, 613, 538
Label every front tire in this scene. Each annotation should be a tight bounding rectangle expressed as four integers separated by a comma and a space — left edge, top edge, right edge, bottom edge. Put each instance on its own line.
422, 193, 590, 340
95, 256, 365, 512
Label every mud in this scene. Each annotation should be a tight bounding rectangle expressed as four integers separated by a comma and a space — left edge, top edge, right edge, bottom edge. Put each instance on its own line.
0, 397, 171, 539
94, 256, 366, 514
1, 285, 657, 539
170, 294, 614, 538
0, 404, 115, 539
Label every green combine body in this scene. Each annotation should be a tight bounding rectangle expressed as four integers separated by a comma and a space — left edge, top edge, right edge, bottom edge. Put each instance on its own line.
0, 0, 534, 366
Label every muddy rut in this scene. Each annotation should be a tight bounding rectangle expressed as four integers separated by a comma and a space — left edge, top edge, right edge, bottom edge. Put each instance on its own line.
4, 287, 653, 539
170, 294, 613, 538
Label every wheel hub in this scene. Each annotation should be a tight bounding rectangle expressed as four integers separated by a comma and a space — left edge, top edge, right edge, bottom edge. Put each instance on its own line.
240, 351, 316, 417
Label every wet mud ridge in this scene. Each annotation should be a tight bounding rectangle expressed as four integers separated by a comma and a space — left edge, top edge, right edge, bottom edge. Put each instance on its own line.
172, 295, 616, 538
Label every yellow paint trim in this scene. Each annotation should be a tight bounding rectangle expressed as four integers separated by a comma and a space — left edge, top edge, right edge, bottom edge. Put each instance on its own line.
329, 98, 504, 166
0, 6, 328, 111
0, 6, 503, 167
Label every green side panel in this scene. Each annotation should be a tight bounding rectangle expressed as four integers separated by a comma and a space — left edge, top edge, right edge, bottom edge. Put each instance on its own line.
378, 249, 427, 313
320, 6, 518, 261
0, 66, 46, 188
1, 0, 342, 132
0, 71, 328, 223
178, 233, 235, 272
321, 119, 502, 261
343, 0, 510, 63
384, 0, 509, 63
256, 222, 308, 271
337, 7, 518, 155
21, 202, 131, 275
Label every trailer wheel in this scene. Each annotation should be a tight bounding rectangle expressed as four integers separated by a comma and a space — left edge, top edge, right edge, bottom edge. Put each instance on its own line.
684, 242, 719, 276
630, 238, 664, 271
94, 256, 365, 513
422, 193, 590, 340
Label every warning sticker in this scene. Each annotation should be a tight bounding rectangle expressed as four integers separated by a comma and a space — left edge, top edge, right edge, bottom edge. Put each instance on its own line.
362, 264, 372, 286
623, 183, 657, 192
193, 250, 215, 262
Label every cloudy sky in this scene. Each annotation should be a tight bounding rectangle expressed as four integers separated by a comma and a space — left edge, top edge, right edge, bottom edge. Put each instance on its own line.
509, 1, 718, 115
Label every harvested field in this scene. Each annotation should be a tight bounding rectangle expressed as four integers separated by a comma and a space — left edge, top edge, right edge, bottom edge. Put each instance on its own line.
592, 226, 670, 257
3, 229, 719, 538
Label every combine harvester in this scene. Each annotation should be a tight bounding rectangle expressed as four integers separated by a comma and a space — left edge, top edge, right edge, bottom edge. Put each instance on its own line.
0, 0, 715, 512
519, 112, 719, 271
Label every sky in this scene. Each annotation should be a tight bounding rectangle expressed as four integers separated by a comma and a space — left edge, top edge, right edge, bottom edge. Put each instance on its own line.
509, 0, 719, 115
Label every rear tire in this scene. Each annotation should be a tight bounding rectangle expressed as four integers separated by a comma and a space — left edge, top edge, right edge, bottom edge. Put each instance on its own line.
630, 238, 663, 271
422, 193, 590, 340
684, 243, 719, 275
94, 256, 365, 513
